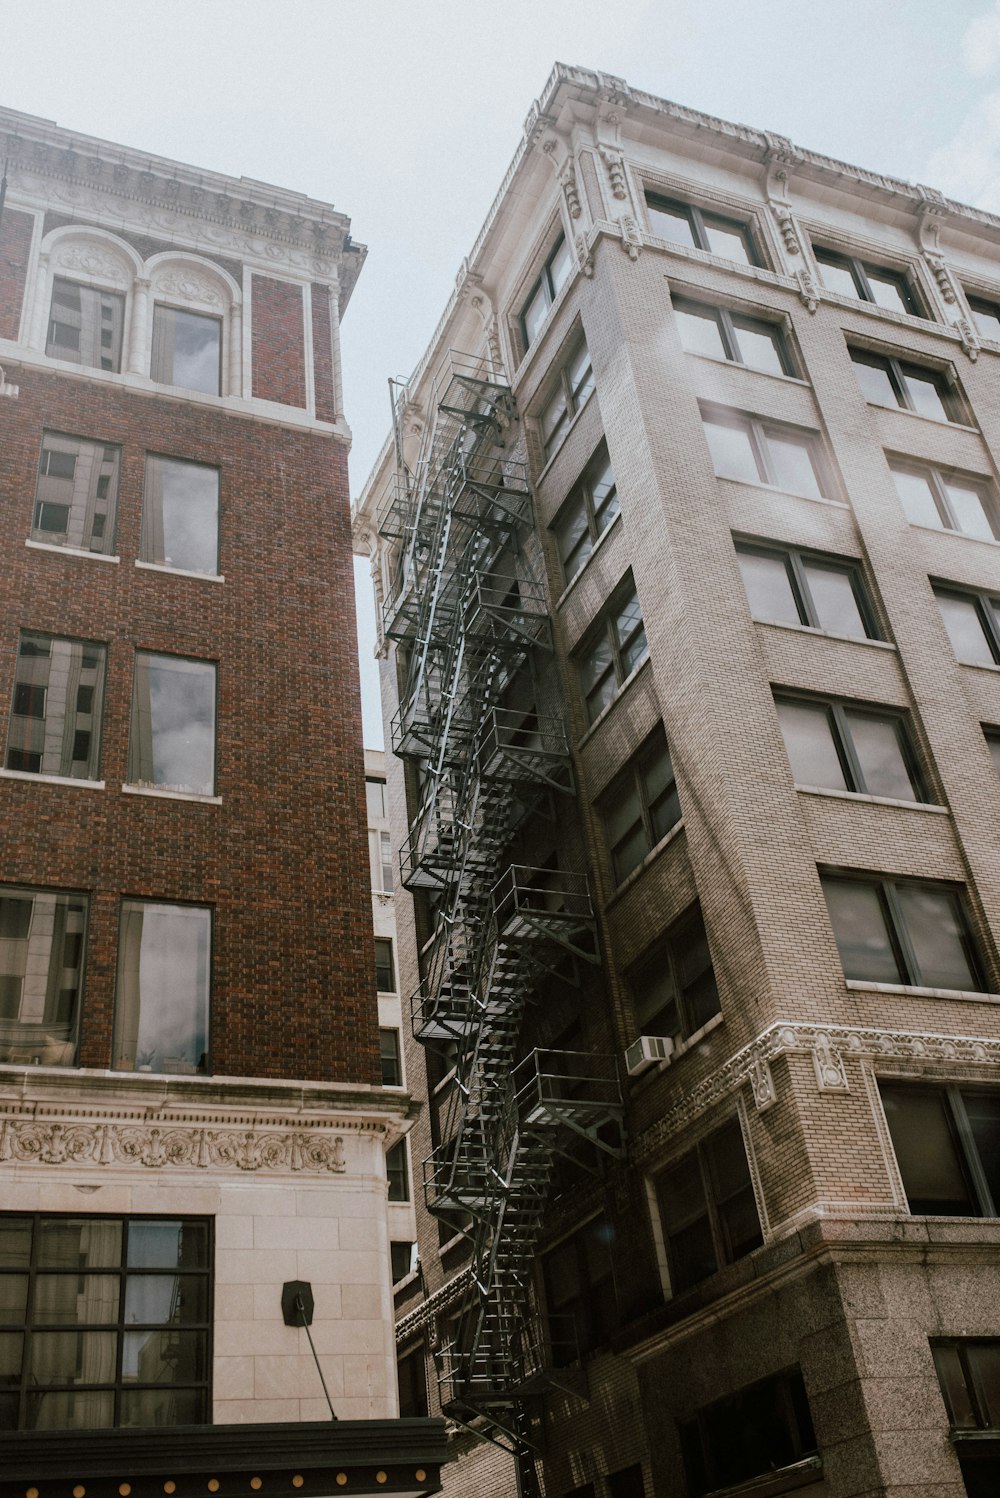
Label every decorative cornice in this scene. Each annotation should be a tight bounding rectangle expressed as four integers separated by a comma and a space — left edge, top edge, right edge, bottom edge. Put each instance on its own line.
395, 1269, 472, 1343
0, 1116, 348, 1173
631, 1019, 1000, 1166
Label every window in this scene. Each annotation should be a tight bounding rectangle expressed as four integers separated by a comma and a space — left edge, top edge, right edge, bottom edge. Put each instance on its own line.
934, 1339, 1000, 1428
142, 456, 220, 575
673, 297, 793, 376
813, 245, 920, 315
629, 904, 719, 1044
577, 575, 647, 724
702, 408, 827, 499
888, 458, 999, 542
390, 1241, 417, 1284
375, 937, 395, 993
539, 339, 595, 460
607, 1467, 645, 1498
850, 348, 961, 423
380, 1028, 402, 1087
0, 1214, 210, 1430
150, 306, 222, 395
365, 776, 387, 821
46, 279, 124, 371
386, 1140, 410, 1202
7, 633, 106, 780
679, 1368, 818, 1497
396, 1343, 428, 1418
654, 1117, 762, 1295
128, 653, 217, 796
520, 234, 573, 348
113, 902, 210, 1074
553, 441, 620, 584
33, 433, 120, 554
880, 1085, 1000, 1216
370, 829, 393, 893
985, 728, 1000, 780
967, 293, 1000, 342
600, 728, 680, 884
541, 1216, 618, 1364
0, 888, 86, 1067
735, 541, 881, 640
934, 584, 1000, 666
775, 695, 927, 802
821, 874, 985, 992
645, 193, 761, 267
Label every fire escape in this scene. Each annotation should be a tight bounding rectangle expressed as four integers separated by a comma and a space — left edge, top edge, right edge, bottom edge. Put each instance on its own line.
379, 354, 624, 1477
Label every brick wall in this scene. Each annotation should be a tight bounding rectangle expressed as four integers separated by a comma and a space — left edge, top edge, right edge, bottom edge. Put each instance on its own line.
0, 368, 377, 1083
311, 282, 337, 423
0, 207, 33, 340
251, 275, 307, 408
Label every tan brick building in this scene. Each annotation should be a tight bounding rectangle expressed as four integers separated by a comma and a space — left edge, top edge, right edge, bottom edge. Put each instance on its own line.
354, 64, 1000, 1498
0, 108, 446, 1493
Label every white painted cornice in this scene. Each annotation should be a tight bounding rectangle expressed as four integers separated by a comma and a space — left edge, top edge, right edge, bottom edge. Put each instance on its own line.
0, 106, 366, 311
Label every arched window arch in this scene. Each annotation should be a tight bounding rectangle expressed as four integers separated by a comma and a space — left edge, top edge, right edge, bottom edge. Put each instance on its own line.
144, 254, 243, 398
33, 227, 142, 373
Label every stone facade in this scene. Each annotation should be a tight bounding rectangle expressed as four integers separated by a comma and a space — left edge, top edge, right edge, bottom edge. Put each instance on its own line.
355, 64, 1000, 1498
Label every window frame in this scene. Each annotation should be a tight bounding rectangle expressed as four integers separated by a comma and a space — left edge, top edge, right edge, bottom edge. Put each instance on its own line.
679, 1366, 818, 1497
379, 1028, 403, 1087
599, 728, 680, 886
654, 1115, 763, 1297
850, 347, 963, 423
127, 651, 218, 798
113, 900, 212, 1075
552, 440, 620, 586
0, 1211, 212, 1431
375, 936, 396, 993
385, 1139, 410, 1202
33, 431, 122, 556
822, 872, 987, 993
628, 902, 720, 1045
966, 293, 1000, 343
576, 573, 648, 724
150, 303, 223, 396
702, 406, 831, 498
6, 631, 107, 781
933, 1338, 1000, 1429
539, 338, 595, 461
933, 582, 1000, 666
140, 453, 222, 577
880, 1083, 1000, 1218
814, 245, 923, 316
645, 192, 763, 267
673, 295, 795, 376
888, 457, 1000, 542
774, 692, 929, 802
734, 539, 882, 640
46, 277, 126, 372
519, 233, 573, 351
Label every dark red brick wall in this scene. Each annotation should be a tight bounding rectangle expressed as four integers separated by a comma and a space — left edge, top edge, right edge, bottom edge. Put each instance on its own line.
0, 208, 34, 341
311, 283, 337, 424
251, 275, 307, 408
0, 368, 378, 1085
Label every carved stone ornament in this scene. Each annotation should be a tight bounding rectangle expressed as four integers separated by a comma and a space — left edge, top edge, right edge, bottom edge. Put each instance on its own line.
812, 1034, 849, 1093
770, 199, 801, 256
573, 231, 594, 280
749, 1057, 777, 1111
957, 314, 981, 362
599, 147, 629, 202
631, 1018, 1000, 1165
0, 1118, 346, 1174
562, 162, 582, 220
796, 266, 820, 313
53, 243, 129, 286
923, 250, 957, 304
619, 214, 642, 260
151, 268, 224, 307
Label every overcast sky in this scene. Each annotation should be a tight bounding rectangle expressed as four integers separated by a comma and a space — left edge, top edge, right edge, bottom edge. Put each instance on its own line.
3, 0, 1000, 745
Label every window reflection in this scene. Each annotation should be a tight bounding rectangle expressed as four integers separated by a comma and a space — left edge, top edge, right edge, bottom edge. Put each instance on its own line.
150, 307, 221, 395
142, 456, 220, 575
129, 653, 216, 795
114, 902, 210, 1074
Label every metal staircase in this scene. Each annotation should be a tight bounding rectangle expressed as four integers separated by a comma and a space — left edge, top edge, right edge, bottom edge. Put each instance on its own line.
379, 355, 625, 1470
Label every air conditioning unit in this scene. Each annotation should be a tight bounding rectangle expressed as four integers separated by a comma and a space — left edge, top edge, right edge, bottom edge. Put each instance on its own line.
625, 1034, 675, 1078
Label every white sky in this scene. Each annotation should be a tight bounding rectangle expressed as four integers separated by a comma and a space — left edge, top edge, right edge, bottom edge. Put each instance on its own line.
3, 0, 1000, 745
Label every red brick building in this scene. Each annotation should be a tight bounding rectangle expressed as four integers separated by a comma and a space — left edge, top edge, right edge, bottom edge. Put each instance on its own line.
0, 107, 445, 1493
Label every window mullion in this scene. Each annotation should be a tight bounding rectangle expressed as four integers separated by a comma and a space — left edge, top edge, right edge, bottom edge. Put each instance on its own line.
718, 309, 741, 363
786, 551, 814, 626
829, 703, 863, 792
854, 261, 874, 302
979, 596, 1000, 664
889, 359, 914, 413
748, 422, 772, 484
929, 470, 956, 530
690, 205, 708, 252
949, 1088, 997, 1216
699, 1144, 724, 1272
883, 881, 920, 984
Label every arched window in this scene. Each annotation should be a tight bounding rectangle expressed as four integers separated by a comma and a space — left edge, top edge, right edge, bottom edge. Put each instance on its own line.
145, 255, 243, 397
33, 228, 141, 373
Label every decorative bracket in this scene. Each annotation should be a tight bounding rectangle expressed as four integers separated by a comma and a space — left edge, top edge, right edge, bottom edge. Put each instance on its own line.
796, 266, 820, 313
812, 1034, 849, 1093
749, 1057, 777, 1111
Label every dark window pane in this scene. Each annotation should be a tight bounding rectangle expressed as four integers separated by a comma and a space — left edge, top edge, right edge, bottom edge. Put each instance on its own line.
845, 712, 919, 801
881, 1086, 975, 1214
380, 1028, 402, 1086
896, 885, 979, 991
822, 879, 901, 983
933, 1343, 979, 1428
737, 550, 800, 625
375, 938, 395, 992
127, 1220, 209, 1270
28, 1389, 114, 1430
33, 1275, 118, 1325
36, 1219, 122, 1270
119, 1387, 205, 1427
964, 1093, 1000, 1211
29, 1329, 116, 1384
776, 700, 847, 790
0, 1275, 28, 1321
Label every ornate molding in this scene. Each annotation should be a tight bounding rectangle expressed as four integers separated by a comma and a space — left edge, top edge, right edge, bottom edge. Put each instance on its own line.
561, 162, 581, 220
619, 214, 642, 260
957, 314, 981, 362
395, 1269, 472, 1344
923, 250, 958, 305
796, 266, 820, 313
52, 241, 130, 285
0, 1116, 347, 1173
631, 1020, 1000, 1166
575, 231, 594, 279
599, 147, 629, 202
151, 267, 224, 307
